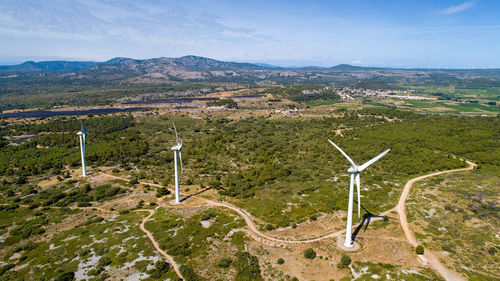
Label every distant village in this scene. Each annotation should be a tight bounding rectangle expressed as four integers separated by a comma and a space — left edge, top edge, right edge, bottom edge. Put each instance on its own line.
334, 87, 428, 101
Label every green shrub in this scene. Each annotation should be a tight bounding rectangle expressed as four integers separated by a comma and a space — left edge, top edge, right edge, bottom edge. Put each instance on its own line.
156, 187, 171, 197
416, 245, 424, 255
303, 248, 316, 259
337, 255, 351, 269
218, 257, 232, 268
56, 272, 75, 281
234, 251, 263, 281
0, 264, 15, 276
136, 199, 144, 209
129, 177, 138, 185
97, 256, 111, 267
180, 265, 199, 281
277, 258, 285, 265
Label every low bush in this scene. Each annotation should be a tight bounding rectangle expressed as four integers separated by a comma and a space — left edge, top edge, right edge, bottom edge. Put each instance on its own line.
218, 257, 232, 268
416, 245, 424, 255
303, 248, 316, 259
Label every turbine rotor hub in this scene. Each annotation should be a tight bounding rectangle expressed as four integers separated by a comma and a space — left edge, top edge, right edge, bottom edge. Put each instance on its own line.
348, 166, 359, 173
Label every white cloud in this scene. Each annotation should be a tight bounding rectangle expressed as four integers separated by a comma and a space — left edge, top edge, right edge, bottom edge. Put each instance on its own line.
441, 0, 477, 15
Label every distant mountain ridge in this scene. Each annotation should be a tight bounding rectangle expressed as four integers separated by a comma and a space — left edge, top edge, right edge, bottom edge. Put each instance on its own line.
1, 56, 498, 87
0, 56, 266, 73
0, 56, 372, 73
0, 60, 98, 72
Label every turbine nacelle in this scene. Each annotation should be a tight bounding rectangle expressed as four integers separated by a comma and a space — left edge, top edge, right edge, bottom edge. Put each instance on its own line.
347, 166, 359, 173
171, 143, 182, 151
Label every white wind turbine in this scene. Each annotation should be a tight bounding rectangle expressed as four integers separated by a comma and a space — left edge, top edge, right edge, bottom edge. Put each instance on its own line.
77, 120, 87, 177
171, 123, 183, 204
328, 139, 390, 247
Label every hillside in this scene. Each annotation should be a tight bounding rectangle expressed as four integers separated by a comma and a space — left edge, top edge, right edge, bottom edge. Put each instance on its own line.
0, 61, 98, 72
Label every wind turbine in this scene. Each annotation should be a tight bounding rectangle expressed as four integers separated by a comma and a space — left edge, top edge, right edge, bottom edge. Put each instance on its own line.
77, 120, 87, 177
171, 123, 183, 204
328, 139, 390, 247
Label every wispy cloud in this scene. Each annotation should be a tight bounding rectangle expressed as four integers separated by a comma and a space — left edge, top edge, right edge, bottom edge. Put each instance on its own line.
442, 0, 477, 15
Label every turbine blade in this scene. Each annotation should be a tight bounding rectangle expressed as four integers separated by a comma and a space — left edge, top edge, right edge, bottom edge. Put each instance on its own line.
80, 120, 84, 132
356, 173, 361, 218
173, 122, 179, 145
328, 139, 356, 166
358, 149, 390, 171
82, 134, 86, 153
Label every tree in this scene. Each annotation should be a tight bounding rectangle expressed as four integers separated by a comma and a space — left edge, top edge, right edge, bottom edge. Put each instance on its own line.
277, 258, 285, 265
303, 248, 316, 259
416, 245, 424, 255
337, 255, 351, 269
180, 265, 199, 281
234, 251, 263, 281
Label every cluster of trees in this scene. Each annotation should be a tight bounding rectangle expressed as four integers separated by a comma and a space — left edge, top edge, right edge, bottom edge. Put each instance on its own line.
266, 85, 340, 103
233, 251, 263, 281
134, 109, 499, 227
0, 115, 148, 177
18, 183, 126, 209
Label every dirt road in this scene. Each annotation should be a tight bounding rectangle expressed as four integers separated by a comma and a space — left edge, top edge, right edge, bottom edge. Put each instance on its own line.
396, 160, 476, 281
105, 161, 476, 280
135, 209, 184, 280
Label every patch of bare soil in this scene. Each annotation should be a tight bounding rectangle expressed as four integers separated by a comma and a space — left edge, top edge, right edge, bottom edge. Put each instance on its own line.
270, 213, 344, 241
251, 220, 421, 281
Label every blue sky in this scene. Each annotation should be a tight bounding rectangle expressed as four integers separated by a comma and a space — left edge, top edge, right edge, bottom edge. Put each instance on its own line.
0, 0, 499, 68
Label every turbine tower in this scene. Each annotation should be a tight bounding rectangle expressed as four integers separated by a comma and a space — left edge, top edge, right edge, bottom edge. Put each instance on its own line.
328, 139, 390, 247
171, 123, 183, 204
77, 120, 87, 177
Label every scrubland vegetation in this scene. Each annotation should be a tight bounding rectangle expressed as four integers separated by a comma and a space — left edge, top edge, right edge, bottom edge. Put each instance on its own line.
407, 165, 500, 280
0, 102, 498, 280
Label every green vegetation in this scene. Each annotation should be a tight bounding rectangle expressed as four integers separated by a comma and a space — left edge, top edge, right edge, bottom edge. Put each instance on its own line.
337, 255, 351, 269
218, 257, 232, 268
145, 208, 246, 280
234, 251, 263, 281
267, 85, 340, 103
350, 261, 444, 280
0, 100, 499, 280
0, 115, 147, 177
130, 110, 499, 227
303, 248, 316, 259
416, 245, 424, 255
207, 98, 238, 108
0, 211, 178, 280
407, 165, 500, 278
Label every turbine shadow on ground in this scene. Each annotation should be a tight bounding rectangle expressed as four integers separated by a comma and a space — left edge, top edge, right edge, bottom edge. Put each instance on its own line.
180, 186, 213, 202
351, 202, 384, 243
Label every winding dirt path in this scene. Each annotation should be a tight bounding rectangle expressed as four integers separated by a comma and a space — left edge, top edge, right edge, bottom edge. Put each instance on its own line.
134, 209, 184, 280
103, 161, 476, 280
396, 160, 476, 281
